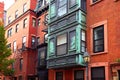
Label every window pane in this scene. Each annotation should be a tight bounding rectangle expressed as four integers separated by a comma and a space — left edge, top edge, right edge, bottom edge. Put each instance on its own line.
57, 34, 67, 45
16, 24, 19, 32
81, 30, 85, 41
94, 26, 104, 40
81, 0, 86, 11
38, 19, 41, 26
23, 3, 27, 12
58, 5, 67, 16
57, 44, 67, 55
56, 72, 63, 80
69, 30, 76, 50
58, 0, 67, 7
93, 25, 104, 53
81, 41, 86, 52
69, 0, 76, 7
51, 3, 56, 17
13, 41, 17, 52
94, 45, 104, 52
20, 59, 23, 70
23, 36, 26, 43
40, 51, 45, 59
32, 18, 36, 27
23, 18, 27, 28
74, 70, 84, 80
91, 67, 105, 80
92, 0, 99, 3
49, 38, 55, 55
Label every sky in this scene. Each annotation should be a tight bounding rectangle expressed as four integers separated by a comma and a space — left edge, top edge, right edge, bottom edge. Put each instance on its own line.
0, 0, 14, 10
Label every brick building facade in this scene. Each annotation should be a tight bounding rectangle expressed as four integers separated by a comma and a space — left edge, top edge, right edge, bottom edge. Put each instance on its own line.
5, 0, 37, 80
87, 0, 120, 80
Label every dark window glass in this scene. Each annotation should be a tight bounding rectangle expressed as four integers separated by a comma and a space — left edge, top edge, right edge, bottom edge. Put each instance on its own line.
15, 10, 18, 18
92, 0, 99, 3
81, 0, 86, 12
32, 18, 36, 27
12, 63, 14, 70
56, 72, 63, 80
69, 30, 76, 50
91, 67, 105, 80
57, 33, 67, 55
7, 43, 11, 48
15, 24, 19, 32
39, 50, 45, 65
74, 70, 84, 80
93, 25, 104, 53
23, 18, 27, 28
45, 14, 49, 23
37, 37, 40, 45
20, 59, 23, 71
18, 76, 22, 80
58, 0, 67, 16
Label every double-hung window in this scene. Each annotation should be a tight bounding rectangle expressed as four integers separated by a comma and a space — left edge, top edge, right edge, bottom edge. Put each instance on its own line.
32, 18, 36, 27
7, 28, 12, 38
13, 41, 17, 52
91, 67, 105, 80
22, 36, 26, 50
57, 33, 67, 55
38, 19, 41, 26
15, 24, 19, 33
69, 30, 76, 50
23, 18, 27, 28
20, 58, 23, 71
81, 30, 86, 52
69, 0, 76, 7
74, 70, 84, 80
39, 50, 45, 65
15, 10, 18, 18
23, 3, 27, 12
93, 25, 104, 53
56, 72, 63, 80
58, 0, 67, 16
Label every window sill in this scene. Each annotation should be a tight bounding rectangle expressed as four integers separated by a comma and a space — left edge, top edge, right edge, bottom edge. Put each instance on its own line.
91, 51, 108, 56
90, 0, 103, 6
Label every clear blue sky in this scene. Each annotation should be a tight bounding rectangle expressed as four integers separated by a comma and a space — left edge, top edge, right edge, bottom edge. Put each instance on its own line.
0, 0, 14, 10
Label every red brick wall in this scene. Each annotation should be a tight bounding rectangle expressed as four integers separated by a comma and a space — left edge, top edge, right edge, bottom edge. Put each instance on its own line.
87, 0, 120, 63
0, 2, 4, 22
